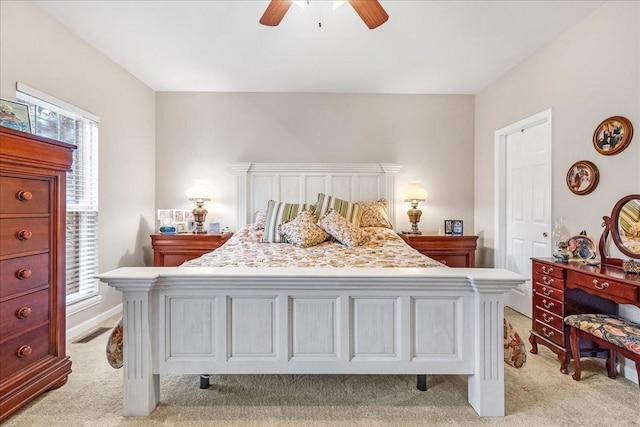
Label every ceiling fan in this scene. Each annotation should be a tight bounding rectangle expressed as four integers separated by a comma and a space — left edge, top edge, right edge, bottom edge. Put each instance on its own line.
259, 0, 389, 30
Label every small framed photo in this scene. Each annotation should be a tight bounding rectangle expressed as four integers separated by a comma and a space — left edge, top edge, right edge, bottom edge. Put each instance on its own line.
566, 160, 599, 195
592, 116, 633, 156
444, 220, 453, 235
0, 98, 32, 133
452, 220, 463, 236
172, 209, 186, 223
175, 222, 188, 233
157, 209, 173, 225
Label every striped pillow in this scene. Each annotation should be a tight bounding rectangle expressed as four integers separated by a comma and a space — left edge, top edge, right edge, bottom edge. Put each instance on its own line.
314, 193, 362, 226
261, 200, 315, 243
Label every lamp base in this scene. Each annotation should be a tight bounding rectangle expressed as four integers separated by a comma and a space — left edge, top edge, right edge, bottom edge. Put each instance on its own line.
404, 230, 422, 236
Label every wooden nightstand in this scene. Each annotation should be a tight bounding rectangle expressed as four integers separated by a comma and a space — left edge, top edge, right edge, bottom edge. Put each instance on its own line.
399, 234, 478, 267
150, 233, 232, 266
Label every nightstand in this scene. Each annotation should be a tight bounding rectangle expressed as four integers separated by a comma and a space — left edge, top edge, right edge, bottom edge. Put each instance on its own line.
399, 234, 478, 267
150, 233, 232, 266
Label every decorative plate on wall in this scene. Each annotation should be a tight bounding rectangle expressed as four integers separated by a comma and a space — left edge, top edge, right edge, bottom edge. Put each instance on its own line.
566, 160, 599, 195
592, 115, 634, 155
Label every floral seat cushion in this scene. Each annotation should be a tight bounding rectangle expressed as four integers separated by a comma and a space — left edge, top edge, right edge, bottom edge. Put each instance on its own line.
564, 313, 640, 355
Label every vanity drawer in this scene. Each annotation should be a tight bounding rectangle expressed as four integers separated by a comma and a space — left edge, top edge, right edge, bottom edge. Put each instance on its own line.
533, 261, 564, 280
534, 272, 565, 291
0, 253, 49, 299
533, 281, 564, 301
534, 306, 564, 331
0, 289, 50, 341
533, 293, 564, 317
0, 218, 50, 257
0, 176, 50, 215
0, 324, 51, 381
533, 320, 564, 347
570, 271, 639, 304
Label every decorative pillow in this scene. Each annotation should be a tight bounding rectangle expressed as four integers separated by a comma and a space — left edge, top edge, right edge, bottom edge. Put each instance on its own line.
253, 210, 266, 230
279, 210, 330, 248
262, 200, 315, 243
106, 318, 123, 369
317, 209, 369, 247
356, 198, 393, 229
504, 319, 526, 368
315, 193, 362, 227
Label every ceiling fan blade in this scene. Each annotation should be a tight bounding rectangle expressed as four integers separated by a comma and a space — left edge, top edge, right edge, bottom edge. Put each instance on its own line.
259, 0, 292, 26
348, 0, 389, 29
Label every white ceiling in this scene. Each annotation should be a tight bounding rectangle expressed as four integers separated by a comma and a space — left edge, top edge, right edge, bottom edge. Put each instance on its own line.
33, 0, 605, 94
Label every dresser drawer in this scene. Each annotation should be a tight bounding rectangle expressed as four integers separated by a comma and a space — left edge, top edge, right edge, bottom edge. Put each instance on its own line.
0, 253, 49, 299
0, 289, 49, 341
0, 218, 50, 257
0, 324, 51, 381
0, 176, 50, 215
533, 272, 565, 291
425, 253, 466, 267
570, 271, 639, 304
533, 261, 564, 280
533, 293, 564, 317
533, 320, 564, 347
533, 306, 564, 331
533, 281, 564, 301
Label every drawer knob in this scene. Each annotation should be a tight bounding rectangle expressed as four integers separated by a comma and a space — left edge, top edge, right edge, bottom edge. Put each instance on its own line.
439, 259, 447, 265
541, 327, 554, 338
542, 276, 554, 286
541, 286, 554, 296
542, 313, 554, 323
17, 190, 33, 201
17, 230, 33, 240
592, 279, 610, 290
17, 268, 32, 280
17, 345, 32, 358
542, 299, 554, 309
17, 307, 32, 319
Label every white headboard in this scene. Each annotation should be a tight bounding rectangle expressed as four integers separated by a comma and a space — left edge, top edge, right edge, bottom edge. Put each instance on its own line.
230, 163, 402, 228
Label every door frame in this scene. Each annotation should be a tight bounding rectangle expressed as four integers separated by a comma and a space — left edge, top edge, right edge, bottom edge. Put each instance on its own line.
494, 108, 553, 269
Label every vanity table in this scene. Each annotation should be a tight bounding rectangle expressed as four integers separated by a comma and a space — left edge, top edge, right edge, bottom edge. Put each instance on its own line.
529, 194, 640, 373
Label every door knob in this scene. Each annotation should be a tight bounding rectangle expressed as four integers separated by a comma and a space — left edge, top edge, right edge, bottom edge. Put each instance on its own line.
543, 232, 548, 237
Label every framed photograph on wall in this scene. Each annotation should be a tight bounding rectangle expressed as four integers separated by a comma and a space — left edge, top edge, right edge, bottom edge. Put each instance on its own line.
592, 116, 633, 156
444, 220, 453, 235
566, 160, 599, 195
0, 98, 32, 133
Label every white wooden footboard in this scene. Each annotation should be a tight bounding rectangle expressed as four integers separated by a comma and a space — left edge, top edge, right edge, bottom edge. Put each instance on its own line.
99, 267, 525, 417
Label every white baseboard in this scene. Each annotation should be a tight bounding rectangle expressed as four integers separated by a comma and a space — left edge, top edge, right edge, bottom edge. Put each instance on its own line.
66, 303, 122, 342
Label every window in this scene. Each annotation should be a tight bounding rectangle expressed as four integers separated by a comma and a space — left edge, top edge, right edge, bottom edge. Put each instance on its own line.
17, 83, 99, 305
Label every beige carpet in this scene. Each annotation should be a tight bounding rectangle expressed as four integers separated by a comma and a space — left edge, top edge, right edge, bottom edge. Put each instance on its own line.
3, 308, 639, 426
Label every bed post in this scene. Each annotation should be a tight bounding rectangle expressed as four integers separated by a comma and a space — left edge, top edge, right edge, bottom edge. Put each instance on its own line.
118, 279, 160, 416
230, 162, 252, 230
380, 163, 402, 226
467, 286, 506, 417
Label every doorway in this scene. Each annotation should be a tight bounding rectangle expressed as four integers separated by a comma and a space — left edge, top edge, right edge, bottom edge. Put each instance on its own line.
494, 109, 552, 317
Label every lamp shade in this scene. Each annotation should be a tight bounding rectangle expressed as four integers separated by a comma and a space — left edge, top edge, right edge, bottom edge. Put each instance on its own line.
402, 181, 428, 202
186, 180, 214, 202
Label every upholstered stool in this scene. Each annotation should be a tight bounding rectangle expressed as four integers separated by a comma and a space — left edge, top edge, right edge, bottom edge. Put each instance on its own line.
564, 313, 640, 390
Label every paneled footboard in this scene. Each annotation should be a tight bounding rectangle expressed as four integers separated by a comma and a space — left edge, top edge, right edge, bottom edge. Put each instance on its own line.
99, 267, 525, 417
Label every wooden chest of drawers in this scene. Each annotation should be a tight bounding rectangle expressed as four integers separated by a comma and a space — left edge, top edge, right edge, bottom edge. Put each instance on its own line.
0, 127, 74, 421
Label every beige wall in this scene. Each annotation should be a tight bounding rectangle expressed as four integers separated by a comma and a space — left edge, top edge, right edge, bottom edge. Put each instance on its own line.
0, 1, 156, 330
155, 92, 475, 233
474, 0, 640, 341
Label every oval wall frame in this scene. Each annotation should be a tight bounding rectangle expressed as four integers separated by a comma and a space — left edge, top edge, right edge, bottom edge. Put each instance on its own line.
566, 160, 599, 195
592, 115, 634, 155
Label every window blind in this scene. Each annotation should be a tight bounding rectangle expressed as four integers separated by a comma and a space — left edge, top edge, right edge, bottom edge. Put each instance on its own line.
16, 83, 99, 305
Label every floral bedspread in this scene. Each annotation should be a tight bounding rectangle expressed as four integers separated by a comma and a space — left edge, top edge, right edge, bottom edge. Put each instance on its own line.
182, 226, 444, 268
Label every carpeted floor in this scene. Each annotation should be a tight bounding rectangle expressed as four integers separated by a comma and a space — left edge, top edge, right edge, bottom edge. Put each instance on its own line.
3, 308, 639, 426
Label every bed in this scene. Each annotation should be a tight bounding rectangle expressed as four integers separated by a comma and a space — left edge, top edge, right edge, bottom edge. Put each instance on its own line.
98, 163, 525, 417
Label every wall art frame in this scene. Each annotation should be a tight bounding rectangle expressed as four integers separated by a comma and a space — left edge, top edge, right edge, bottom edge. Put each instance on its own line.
592, 115, 633, 156
0, 98, 32, 133
566, 160, 599, 195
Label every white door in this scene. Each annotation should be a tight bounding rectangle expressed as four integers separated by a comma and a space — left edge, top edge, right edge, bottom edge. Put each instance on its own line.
495, 110, 552, 317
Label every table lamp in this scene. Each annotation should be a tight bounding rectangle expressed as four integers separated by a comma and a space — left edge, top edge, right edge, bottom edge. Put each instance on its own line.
186, 180, 214, 234
402, 181, 428, 235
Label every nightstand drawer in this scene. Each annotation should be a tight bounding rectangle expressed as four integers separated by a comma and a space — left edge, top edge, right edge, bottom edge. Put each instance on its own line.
0, 176, 50, 215
427, 254, 466, 267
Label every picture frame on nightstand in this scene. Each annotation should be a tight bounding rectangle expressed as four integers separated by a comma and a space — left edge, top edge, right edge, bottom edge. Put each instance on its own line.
452, 220, 463, 235
444, 220, 453, 235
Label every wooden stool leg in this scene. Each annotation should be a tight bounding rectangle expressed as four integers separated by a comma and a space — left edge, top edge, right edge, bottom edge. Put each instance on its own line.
606, 349, 617, 379
416, 375, 427, 391
570, 327, 582, 381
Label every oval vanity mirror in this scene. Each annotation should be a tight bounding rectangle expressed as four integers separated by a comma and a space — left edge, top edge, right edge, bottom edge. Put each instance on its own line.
611, 194, 640, 259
